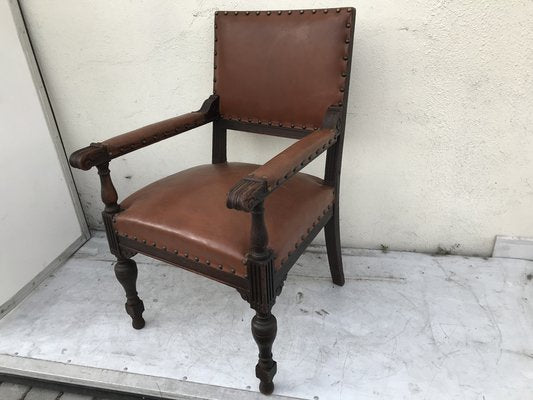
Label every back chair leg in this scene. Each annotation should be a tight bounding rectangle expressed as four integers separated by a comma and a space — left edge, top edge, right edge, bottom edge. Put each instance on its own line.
114, 257, 145, 330
251, 310, 277, 395
324, 205, 345, 286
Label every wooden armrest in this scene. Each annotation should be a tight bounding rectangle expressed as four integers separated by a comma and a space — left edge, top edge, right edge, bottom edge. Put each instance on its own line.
69, 95, 219, 170
227, 106, 342, 212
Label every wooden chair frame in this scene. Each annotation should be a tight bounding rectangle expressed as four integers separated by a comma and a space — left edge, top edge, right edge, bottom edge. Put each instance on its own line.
70, 7, 355, 395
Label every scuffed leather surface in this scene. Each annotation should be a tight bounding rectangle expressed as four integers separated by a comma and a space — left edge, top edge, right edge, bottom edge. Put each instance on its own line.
214, 9, 352, 129
113, 163, 333, 277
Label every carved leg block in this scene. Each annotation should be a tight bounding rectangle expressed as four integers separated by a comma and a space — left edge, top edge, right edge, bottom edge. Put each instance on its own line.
251, 311, 277, 395
114, 258, 145, 330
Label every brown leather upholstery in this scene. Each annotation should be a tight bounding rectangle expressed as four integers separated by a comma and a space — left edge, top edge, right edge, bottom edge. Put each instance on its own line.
214, 8, 353, 130
113, 163, 334, 277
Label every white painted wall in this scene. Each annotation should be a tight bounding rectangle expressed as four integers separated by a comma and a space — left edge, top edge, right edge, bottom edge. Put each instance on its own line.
0, 1, 83, 306
20, 0, 533, 256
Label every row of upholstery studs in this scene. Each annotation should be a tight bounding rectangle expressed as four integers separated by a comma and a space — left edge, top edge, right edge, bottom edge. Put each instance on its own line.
112, 227, 238, 275
215, 8, 352, 16
220, 116, 319, 131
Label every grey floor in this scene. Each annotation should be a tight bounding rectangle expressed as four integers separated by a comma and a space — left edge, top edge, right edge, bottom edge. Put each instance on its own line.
0, 381, 109, 400
0, 232, 532, 399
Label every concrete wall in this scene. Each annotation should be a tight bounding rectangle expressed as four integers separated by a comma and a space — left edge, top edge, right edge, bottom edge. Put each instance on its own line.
20, 0, 533, 256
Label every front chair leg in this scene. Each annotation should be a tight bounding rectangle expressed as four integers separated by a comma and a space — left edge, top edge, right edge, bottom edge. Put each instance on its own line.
114, 258, 145, 330
251, 311, 277, 395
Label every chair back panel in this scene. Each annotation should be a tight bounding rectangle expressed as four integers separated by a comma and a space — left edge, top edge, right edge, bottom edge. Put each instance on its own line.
214, 8, 355, 132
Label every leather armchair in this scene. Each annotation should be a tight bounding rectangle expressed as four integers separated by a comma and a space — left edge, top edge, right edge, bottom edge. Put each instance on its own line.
70, 7, 356, 395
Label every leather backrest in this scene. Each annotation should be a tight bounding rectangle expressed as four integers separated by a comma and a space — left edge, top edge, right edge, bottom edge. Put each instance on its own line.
214, 8, 355, 132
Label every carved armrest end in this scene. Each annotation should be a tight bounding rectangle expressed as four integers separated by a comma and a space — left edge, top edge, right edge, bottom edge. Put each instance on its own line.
69, 143, 110, 170
227, 177, 268, 212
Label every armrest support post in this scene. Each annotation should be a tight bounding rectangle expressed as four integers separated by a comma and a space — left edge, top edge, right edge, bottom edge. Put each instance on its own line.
246, 201, 276, 315
96, 162, 120, 214
250, 202, 269, 258
97, 162, 128, 258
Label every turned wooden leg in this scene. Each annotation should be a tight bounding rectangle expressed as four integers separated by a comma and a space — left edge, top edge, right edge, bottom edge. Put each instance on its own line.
114, 258, 145, 330
325, 204, 345, 286
251, 311, 277, 395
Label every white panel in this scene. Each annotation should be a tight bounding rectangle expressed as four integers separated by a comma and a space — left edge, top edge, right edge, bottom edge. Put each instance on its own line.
0, 1, 84, 307
493, 235, 533, 261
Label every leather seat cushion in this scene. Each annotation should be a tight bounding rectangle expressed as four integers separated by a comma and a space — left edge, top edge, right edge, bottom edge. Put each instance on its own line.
113, 162, 334, 277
